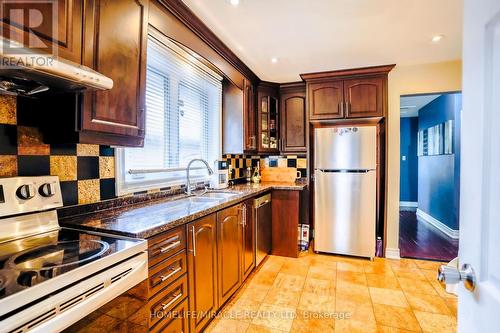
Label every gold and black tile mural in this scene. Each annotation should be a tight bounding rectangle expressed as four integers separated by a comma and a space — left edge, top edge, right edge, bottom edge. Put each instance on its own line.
224, 154, 307, 181
0, 95, 116, 206
0, 95, 307, 207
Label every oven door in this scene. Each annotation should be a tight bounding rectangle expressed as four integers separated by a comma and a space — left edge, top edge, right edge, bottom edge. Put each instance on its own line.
3, 252, 148, 333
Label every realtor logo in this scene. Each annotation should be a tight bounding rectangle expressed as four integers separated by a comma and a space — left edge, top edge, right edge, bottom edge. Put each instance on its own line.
0, 0, 58, 55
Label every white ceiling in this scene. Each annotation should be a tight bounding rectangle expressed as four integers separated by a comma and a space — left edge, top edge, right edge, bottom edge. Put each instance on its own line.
182, 0, 462, 82
400, 94, 441, 117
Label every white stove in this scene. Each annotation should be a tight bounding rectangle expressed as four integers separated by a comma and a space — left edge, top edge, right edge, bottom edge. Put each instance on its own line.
0, 176, 148, 333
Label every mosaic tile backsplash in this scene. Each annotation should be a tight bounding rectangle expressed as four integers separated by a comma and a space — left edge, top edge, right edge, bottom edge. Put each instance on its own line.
224, 154, 307, 181
0, 95, 307, 207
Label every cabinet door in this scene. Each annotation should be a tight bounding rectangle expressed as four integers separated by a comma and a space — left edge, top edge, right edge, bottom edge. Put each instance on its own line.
308, 80, 344, 120
187, 214, 218, 333
150, 299, 189, 333
217, 204, 242, 306
257, 84, 280, 154
81, 0, 148, 146
272, 190, 300, 258
280, 88, 307, 153
241, 200, 255, 281
343, 76, 384, 118
243, 79, 257, 152
0, 0, 83, 63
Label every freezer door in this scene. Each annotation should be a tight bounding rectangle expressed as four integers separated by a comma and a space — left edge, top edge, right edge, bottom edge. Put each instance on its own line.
314, 170, 376, 258
315, 126, 377, 170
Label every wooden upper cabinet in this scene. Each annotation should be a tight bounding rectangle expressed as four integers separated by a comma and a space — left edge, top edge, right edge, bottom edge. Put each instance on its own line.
1, 0, 83, 63
257, 82, 280, 154
243, 79, 257, 152
187, 214, 218, 333
81, 0, 148, 146
302, 65, 394, 121
344, 77, 384, 118
308, 80, 344, 120
280, 83, 307, 154
216, 204, 242, 306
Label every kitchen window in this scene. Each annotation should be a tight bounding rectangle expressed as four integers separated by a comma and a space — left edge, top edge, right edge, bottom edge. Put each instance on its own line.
115, 33, 222, 195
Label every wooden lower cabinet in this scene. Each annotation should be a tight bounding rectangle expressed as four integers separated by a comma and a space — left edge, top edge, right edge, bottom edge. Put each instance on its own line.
66, 194, 303, 333
150, 298, 189, 333
241, 199, 255, 281
187, 214, 219, 333
272, 190, 300, 258
216, 204, 243, 306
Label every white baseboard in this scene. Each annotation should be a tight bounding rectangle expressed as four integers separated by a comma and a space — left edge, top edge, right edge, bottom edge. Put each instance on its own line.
385, 248, 401, 259
416, 208, 459, 239
400, 201, 418, 208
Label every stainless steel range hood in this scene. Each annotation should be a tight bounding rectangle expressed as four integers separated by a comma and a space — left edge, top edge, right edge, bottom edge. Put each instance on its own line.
0, 37, 113, 96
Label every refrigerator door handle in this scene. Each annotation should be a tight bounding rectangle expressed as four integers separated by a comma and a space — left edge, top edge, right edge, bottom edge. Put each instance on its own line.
317, 169, 374, 173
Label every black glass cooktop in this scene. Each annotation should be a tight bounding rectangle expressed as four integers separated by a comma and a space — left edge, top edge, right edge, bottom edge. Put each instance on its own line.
0, 228, 141, 300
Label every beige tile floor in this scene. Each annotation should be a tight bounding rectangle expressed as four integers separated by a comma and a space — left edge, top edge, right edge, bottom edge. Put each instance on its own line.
206, 252, 457, 333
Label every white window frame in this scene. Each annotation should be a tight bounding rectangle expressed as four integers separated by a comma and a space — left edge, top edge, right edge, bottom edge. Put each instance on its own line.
115, 31, 222, 196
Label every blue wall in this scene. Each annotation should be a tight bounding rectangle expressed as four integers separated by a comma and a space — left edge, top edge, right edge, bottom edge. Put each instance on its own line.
400, 117, 419, 202
418, 93, 461, 230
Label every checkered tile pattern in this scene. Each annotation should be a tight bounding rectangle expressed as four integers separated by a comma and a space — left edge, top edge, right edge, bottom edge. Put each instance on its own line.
223, 154, 308, 180
0, 95, 116, 206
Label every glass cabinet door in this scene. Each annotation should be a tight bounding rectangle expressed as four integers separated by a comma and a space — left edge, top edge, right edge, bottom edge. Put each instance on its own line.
268, 96, 278, 149
259, 95, 279, 151
261, 97, 269, 149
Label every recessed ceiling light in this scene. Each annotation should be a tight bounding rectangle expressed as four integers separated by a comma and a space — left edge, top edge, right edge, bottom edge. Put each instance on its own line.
271, 57, 278, 63
432, 34, 444, 43
230, 0, 239, 6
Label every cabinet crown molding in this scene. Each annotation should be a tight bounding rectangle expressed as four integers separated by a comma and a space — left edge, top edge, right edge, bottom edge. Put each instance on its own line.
300, 64, 396, 81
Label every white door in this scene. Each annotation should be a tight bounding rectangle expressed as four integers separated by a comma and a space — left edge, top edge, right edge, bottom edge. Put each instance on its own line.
459, 0, 500, 331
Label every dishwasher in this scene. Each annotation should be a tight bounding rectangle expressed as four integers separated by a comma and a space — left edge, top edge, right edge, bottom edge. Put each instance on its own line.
254, 193, 272, 266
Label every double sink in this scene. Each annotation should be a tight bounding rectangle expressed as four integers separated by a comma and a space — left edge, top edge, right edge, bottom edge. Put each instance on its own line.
185, 190, 240, 203
162, 191, 241, 213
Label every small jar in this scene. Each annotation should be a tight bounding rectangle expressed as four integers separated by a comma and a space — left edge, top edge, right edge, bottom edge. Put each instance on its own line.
245, 167, 252, 183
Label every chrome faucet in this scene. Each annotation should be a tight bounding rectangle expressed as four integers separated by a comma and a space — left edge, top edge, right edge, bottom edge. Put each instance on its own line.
186, 158, 214, 195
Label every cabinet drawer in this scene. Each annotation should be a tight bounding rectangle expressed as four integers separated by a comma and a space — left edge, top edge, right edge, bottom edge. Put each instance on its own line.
149, 275, 188, 329
149, 251, 187, 298
148, 226, 186, 267
150, 298, 189, 333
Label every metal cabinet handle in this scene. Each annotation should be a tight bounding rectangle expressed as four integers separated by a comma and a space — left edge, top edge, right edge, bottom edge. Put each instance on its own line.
159, 240, 180, 253
191, 226, 196, 257
161, 292, 183, 310
339, 101, 344, 115
250, 136, 256, 149
160, 266, 182, 282
243, 204, 247, 227
238, 204, 247, 227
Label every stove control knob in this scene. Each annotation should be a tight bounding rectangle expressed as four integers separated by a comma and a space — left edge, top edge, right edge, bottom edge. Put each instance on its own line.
16, 184, 36, 200
39, 183, 56, 197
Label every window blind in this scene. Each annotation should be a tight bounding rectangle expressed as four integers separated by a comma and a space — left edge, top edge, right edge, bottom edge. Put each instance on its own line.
117, 34, 222, 192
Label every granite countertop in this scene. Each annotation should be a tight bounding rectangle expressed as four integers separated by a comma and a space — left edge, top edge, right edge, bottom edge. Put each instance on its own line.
59, 182, 307, 239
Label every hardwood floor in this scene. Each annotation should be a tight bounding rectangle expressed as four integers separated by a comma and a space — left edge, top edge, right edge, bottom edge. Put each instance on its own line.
399, 210, 459, 262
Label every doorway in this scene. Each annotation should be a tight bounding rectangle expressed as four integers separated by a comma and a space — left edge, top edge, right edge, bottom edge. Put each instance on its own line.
399, 92, 461, 261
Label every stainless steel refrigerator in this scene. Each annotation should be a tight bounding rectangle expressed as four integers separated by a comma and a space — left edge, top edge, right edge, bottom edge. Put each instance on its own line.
314, 126, 377, 258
